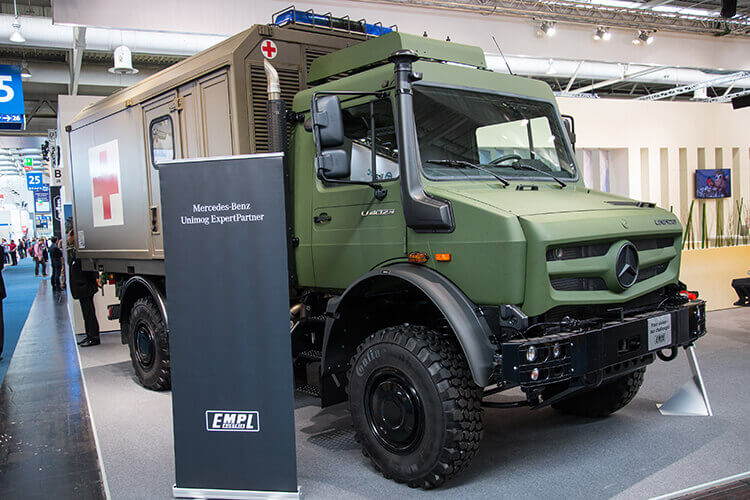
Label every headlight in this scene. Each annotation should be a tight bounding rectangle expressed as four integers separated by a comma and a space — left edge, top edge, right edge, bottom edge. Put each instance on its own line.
526, 346, 537, 362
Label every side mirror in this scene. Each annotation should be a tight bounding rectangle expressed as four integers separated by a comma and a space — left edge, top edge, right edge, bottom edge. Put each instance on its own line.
312, 94, 350, 180
314, 95, 344, 147
316, 149, 350, 180
561, 114, 576, 151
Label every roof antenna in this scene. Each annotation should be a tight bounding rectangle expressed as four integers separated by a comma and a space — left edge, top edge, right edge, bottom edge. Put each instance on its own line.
491, 35, 514, 75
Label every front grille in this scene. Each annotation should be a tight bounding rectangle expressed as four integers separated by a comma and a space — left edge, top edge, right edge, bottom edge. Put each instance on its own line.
551, 277, 607, 291
636, 262, 669, 283
547, 237, 674, 262
547, 236, 675, 293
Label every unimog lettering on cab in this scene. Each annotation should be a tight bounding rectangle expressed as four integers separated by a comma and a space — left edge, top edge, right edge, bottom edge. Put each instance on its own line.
66, 8, 707, 489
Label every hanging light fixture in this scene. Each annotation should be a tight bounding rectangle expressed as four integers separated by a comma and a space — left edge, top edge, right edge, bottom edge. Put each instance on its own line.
9, 0, 25, 43
592, 27, 611, 41
537, 21, 556, 38
108, 45, 139, 75
632, 30, 654, 45
20, 60, 31, 78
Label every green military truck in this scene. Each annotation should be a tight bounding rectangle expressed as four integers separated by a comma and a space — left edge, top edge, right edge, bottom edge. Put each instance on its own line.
67, 8, 706, 488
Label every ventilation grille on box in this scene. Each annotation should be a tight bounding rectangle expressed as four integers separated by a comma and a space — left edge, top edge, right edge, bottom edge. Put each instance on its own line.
249, 64, 300, 153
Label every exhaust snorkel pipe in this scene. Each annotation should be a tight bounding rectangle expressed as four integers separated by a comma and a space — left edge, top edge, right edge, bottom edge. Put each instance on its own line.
264, 58, 297, 286
389, 50, 454, 233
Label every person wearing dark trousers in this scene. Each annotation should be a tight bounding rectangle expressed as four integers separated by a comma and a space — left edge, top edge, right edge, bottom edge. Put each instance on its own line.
67, 231, 100, 347
0, 245, 5, 360
49, 237, 64, 292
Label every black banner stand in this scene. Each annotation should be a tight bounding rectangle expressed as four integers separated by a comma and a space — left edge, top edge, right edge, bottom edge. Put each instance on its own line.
159, 154, 299, 499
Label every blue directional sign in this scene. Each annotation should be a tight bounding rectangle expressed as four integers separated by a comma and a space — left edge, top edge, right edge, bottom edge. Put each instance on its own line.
26, 171, 46, 191
0, 64, 24, 130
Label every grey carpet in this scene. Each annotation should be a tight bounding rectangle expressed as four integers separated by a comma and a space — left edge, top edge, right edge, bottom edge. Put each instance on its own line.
78, 307, 750, 499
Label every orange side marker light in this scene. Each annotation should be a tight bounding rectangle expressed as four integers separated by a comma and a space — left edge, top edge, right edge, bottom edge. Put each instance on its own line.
408, 252, 429, 264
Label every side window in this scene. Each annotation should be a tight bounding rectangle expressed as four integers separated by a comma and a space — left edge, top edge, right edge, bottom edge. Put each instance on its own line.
150, 116, 175, 166
342, 99, 399, 182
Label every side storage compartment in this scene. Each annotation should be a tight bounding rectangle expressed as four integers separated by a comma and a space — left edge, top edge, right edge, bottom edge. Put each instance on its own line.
68, 107, 153, 262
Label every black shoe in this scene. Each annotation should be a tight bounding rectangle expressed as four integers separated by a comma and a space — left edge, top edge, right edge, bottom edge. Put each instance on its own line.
78, 339, 100, 347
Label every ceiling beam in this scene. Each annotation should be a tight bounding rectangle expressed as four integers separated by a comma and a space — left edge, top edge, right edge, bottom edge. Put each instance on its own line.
637, 71, 750, 100
572, 66, 667, 94
564, 60, 585, 92
69, 26, 86, 96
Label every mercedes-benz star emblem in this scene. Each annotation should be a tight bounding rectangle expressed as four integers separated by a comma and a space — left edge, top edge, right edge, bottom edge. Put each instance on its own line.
615, 242, 639, 288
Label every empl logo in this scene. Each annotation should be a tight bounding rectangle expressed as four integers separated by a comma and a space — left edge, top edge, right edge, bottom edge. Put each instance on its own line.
205, 410, 260, 432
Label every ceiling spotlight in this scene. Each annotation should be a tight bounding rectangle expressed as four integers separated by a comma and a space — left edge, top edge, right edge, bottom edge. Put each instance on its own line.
9, 19, 25, 43
9, 0, 24, 43
20, 60, 31, 78
633, 30, 654, 45
538, 21, 556, 37
593, 27, 611, 41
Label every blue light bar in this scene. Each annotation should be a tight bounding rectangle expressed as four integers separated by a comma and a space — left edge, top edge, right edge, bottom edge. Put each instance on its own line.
272, 7, 394, 36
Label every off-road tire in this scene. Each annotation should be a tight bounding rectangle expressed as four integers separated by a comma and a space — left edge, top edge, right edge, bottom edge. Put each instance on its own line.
126, 297, 171, 390
347, 325, 483, 489
551, 368, 646, 418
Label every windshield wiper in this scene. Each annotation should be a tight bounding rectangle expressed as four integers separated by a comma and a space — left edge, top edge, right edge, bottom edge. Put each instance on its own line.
425, 159, 510, 187
485, 158, 567, 188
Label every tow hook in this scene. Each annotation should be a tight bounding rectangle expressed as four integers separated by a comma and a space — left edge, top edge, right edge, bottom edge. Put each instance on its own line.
657, 346, 679, 362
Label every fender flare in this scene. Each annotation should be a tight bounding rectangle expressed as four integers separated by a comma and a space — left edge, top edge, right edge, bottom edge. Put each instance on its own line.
322, 263, 496, 388
120, 276, 168, 333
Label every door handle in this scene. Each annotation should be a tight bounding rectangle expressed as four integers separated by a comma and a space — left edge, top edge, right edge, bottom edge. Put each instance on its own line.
314, 213, 332, 224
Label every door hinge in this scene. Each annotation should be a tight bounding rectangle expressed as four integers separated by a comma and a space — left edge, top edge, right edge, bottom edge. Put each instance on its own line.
169, 96, 184, 112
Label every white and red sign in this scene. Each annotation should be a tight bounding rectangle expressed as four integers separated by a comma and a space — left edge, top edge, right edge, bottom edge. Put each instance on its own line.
260, 39, 277, 60
88, 139, 124, 227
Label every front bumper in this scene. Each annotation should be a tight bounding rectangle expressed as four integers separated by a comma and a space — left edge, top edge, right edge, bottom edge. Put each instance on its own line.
500, 300, 706, 388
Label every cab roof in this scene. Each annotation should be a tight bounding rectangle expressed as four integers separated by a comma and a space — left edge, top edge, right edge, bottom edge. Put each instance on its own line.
306, 31, 486, 85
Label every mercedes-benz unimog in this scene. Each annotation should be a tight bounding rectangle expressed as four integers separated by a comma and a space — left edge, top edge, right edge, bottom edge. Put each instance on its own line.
66, 8, 706, 488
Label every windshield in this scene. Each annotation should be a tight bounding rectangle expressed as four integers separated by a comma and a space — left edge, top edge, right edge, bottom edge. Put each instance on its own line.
413, 86, 577, 181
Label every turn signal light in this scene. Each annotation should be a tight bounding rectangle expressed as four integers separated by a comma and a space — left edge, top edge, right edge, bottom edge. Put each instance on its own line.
408, 252, 429, 264
435, 253, 451, 262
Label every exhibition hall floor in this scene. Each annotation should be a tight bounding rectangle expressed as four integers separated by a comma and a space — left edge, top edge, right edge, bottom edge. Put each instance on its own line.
1, 279, 749, 499
78, 308, 750, 499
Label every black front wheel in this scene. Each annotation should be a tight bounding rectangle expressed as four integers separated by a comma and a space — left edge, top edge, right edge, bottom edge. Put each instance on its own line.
347, 325, 483, 489
126, 297, 171, 391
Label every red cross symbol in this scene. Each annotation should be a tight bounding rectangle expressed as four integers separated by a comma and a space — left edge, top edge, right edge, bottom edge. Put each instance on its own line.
261, 40, 277, 59
92, 150, 119, 220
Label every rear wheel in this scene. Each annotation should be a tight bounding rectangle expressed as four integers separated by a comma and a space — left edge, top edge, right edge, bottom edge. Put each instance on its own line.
549, 368, 646, 417
126, 297, 171, 390
347, 325, 483, 489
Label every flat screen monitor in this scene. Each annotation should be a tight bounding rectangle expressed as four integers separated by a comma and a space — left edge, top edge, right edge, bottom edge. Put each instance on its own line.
695, 169, 731, 199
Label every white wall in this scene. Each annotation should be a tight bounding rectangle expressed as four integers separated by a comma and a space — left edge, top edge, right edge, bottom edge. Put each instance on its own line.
558, 97, 750, 243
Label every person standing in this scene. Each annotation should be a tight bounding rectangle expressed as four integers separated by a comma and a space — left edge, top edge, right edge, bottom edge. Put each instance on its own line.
49, 237, 64, 292
9, 240, 17, 266
67, 231, 100, 346
34, 238, 48, 277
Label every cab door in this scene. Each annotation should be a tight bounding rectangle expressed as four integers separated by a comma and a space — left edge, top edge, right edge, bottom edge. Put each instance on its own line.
143, 92, 182, 257
311, 98, 404, 289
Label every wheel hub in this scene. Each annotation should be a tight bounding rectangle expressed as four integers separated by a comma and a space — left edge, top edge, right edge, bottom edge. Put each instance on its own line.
365, 369, 424, 454
135, 324, 155, 369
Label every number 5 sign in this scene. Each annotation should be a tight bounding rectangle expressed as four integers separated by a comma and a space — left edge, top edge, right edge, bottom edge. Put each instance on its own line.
0, 65, 25, 117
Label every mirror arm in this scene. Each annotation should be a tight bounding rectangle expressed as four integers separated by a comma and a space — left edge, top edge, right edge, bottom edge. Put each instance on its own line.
317, 168, 388, 201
